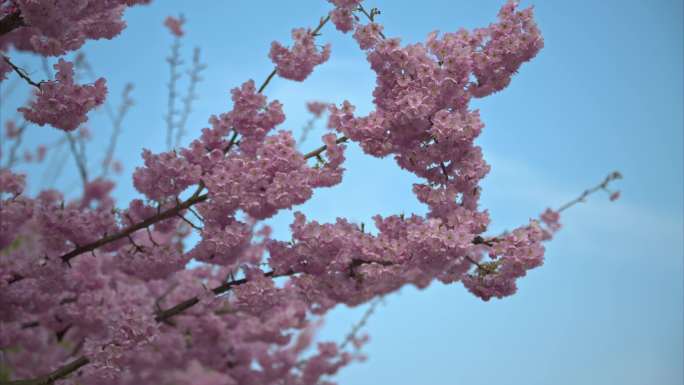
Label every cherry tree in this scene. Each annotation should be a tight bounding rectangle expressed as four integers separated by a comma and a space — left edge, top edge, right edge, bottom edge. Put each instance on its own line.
0, 1, 622, 384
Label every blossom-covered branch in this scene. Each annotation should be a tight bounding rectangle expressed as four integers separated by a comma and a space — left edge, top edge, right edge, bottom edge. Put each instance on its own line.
0, 1, 623, 384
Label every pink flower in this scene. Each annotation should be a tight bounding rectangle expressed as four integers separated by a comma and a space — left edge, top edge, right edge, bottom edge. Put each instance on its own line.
112, 160, 123, 174
18, 59, 107, 132
307, 101, 330, 117
5, 121, 20, 138
164, 15, 185, 37
36, 146, 47, 162
328, 0, 362, 32
609, 191, 621, 201
353, 23, 384, 50
269, 28, 331, 81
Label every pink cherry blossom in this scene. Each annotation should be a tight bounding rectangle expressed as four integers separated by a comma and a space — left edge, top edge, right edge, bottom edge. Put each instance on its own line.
269, 28, 331, 81
0, 2, 624, 384
164, 15, 184, 37
18, 59, 107, 132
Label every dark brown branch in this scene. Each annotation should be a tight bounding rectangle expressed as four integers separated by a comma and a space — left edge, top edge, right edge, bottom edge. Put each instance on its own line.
154, 270, 283, 322
0, 356, 89, 385
0, 11, 24, 37
303, 136, 349, 159
51, 132, 345, 268
2, 55, 42, 89
176, 213, 202, 231
58, 192, 207, 265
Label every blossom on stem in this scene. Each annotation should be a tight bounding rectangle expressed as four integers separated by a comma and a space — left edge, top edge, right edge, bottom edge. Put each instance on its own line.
18, 59, 106, 132
269, 28, 331, 81
164, 15, 185, 37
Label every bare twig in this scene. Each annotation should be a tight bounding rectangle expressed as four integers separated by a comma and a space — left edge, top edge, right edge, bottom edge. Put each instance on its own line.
101, 83, 134, 176
340, 296, 383, 349
2, 55, 42, 89
65, 132, 88, 187
556, 171, 623, 213
303, 135, 349, 159
165, 30, 183, 150
174, 47, 205, 148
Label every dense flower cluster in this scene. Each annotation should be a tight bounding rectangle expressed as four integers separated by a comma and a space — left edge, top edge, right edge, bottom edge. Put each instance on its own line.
18, 59, 107, 131
0, 0, 151, 56
0, 2, 591, 384
132, 148, 202, 201
269, 28, 331, 81
327, 0, 362, 32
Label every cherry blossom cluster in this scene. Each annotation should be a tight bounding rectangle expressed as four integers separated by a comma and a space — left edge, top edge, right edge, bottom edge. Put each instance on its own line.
327, 0, 362, 32
0, 0, 151, 56
18, 59, 107, 131
164, 15, 184, 37
306, 101, 330, 118
269, 27, 332, 81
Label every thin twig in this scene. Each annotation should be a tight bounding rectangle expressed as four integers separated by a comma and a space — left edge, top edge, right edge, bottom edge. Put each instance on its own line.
65, 133, 88, 187
257, 15, 331, 95
4, 121, 28, 168
556, 171, 623, 213
165, 34, 183, 150
174, 47, 205, 148
340, 296, 383, 349
0, 356, 90, 385
101, 83, 134, 176
2, 55, 42, 89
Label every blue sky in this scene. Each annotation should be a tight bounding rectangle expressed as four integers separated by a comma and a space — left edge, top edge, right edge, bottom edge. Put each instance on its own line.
1, 1, 682, 384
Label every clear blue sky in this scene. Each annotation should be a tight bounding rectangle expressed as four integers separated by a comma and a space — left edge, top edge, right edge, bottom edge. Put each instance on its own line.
1, 1, 682, 384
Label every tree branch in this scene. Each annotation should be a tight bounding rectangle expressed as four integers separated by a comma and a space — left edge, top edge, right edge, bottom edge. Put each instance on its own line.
0, 356, 89, 385
556, 171, 622, 212
0, 11, 24, 37
2, 55, 42, 89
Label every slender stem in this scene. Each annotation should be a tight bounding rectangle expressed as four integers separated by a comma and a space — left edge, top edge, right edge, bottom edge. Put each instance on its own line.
257, 69, 277, 94
4, 121, 28, 168
556, 171, 622, 213
65, 133, 88, 187
256, 15, 330, 94
174, 47, 205, 148
154, 270, 282, 322
58, 191, 207, 265
165, 36, 182, 150
303, 136, 349, 159
102, 84, 134, 176
340, 296, 383, 349
2, 56, 42, 89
